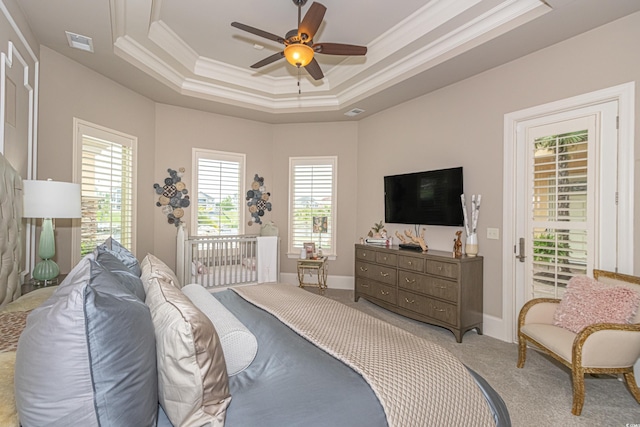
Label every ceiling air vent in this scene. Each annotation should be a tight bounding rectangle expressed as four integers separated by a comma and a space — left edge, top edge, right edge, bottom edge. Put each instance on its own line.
344, 108, 365, 117
65, 31, 94, 53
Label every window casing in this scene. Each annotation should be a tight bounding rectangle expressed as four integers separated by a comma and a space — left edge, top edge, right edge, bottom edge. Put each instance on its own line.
192, 149, 245, 236
72, 119, 137, 260
288, 156, 337, 256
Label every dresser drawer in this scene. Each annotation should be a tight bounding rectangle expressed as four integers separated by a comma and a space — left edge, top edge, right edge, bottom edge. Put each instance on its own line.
376, 251, 397, 267
355, 261, 396, 286
357, 278, 397, 305
398, 271, 458, 303
356, 248, 376, 262
355, 261, 373, 278
398, 290, 457, 326
398, 255, 424, 272
426, 260, 458, 279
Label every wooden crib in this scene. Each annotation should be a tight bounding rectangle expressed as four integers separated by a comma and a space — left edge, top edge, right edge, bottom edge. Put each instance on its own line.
176, 225, 279, 289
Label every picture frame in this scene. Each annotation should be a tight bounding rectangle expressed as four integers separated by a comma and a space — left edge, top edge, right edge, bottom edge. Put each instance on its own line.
303, 242, 316, 257
312, 216, 328, 234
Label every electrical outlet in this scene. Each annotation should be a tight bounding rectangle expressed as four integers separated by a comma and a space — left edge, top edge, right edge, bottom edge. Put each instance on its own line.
487, 228, 500, 240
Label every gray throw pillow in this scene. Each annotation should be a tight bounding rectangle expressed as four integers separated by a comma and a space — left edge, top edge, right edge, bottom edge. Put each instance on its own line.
15, 255, 157, 427
95, 250, 146, 301
96, 237, 142, 277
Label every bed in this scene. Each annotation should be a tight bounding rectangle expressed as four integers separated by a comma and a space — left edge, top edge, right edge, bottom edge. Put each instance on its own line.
175, 224, 279, 288
0, 152, 510, 426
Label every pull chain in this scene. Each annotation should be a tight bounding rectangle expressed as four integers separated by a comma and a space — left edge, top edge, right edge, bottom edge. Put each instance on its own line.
297, 66, 301, 95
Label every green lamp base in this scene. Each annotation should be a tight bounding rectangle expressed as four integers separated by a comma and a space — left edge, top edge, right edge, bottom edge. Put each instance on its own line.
32, 218, 59, 281
32, 259, 60, 281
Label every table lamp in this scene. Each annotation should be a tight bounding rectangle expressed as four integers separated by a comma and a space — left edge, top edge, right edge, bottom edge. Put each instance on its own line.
312, 216, 328, 255
23, 179, 82, 283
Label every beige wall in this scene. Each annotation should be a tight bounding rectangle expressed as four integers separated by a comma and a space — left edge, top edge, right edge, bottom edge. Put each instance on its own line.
153, 104, 273, 270
357, 11, 640, 318
37, 46, 156, 272
272, 122, 359, 277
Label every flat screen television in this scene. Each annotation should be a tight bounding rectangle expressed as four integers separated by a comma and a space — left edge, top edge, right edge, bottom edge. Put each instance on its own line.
384, 167, 464, 226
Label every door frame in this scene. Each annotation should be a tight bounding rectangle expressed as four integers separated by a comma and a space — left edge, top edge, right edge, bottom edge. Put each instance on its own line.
501, 82, 635, 343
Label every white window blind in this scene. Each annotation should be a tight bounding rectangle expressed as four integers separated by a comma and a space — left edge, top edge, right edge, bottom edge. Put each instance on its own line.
73, 120, 136, 259
289, 157, 337, 255
192, 149, 245, 236
531, 130, 589, 297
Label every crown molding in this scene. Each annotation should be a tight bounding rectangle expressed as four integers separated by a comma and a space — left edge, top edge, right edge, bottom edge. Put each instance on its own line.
111, 0, 549, 112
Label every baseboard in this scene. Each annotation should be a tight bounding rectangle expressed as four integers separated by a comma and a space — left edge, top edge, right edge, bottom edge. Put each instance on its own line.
482, 313, 510, 342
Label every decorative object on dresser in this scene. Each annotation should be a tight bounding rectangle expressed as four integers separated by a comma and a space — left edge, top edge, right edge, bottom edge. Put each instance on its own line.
22, 179, 82, 285
354, 244, 483, 342
395, 228, 428, 252
453, 230, 463, 258
461, 193, 481, 257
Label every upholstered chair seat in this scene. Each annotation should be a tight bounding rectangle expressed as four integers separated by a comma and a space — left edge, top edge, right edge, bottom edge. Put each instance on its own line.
517, 269, 640, 416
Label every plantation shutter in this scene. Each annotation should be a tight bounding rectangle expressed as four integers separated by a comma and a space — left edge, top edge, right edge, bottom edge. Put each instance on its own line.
290, 157, 336, 254
194, 150, 244, 236
79, 134, 135, 256
530, 129, 590, 297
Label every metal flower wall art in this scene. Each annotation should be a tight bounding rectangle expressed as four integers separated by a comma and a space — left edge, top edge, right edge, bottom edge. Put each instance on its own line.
154, 167, 190, 227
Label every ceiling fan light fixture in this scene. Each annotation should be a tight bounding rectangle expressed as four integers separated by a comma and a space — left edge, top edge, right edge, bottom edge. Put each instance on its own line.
284, 43, 314, 67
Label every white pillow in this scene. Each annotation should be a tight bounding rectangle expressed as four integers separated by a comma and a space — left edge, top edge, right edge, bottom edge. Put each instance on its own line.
182, 284, 258, 376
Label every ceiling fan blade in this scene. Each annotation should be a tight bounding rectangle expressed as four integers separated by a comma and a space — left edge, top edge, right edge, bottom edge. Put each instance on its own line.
250, 51, 285, 69
313, 43, 367, 56
304, 58, 324, 80
298, 2, 326, 42
231, 22, 285, 44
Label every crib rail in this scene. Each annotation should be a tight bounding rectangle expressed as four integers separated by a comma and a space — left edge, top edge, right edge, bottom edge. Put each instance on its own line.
177, 225, 279, 288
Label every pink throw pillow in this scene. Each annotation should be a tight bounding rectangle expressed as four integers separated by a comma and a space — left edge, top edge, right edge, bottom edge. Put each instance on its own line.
553, 275, 640, 333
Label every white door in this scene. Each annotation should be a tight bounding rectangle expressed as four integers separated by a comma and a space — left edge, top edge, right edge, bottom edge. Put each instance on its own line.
513, 101, 618, 316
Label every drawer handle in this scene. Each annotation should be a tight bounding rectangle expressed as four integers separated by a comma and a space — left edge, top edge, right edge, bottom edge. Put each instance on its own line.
432, 306, 446, 312
407, 261, 412, 265
404, 277, 416, 284
404, 297, 415, 304
359, 266, 368, 272
380, 290, 389, 296
380, 272, 389, 277
383, 256, 387, 261
435, 285, 446, 289
438, 266, 443, 271
361, 283, 369, 288
362, 253, 367, 257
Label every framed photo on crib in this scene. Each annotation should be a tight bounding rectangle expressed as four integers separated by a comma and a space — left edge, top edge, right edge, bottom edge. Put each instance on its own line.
303, 242, 316, 258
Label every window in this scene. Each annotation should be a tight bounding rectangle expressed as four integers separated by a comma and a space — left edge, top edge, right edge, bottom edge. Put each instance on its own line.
73, 119, 136, 260
530, 129, 589, 297
192, 149, 245, 236
288, 157, 337, 256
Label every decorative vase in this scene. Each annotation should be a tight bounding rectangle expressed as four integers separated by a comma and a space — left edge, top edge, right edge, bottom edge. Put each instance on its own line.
465, 233, 478, 257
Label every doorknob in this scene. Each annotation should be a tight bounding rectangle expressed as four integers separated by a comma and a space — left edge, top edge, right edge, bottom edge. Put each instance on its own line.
515, 237, 526, 262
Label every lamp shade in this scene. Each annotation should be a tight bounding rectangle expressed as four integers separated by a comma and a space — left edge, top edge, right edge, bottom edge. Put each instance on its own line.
284, 43, 314, 67
23, 180, 82, 219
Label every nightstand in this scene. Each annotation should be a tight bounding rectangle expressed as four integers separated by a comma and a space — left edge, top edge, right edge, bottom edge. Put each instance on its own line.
297, 257, 328, 290
22, 274, 67, 295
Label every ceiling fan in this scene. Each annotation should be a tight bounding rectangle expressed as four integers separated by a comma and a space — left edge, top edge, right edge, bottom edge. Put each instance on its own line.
231, 0, 367, 80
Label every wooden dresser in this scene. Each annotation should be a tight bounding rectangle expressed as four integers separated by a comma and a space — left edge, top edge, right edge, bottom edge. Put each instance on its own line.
354, 244, 483, 342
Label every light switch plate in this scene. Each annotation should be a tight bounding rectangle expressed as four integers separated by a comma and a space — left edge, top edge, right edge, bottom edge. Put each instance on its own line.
487, 228, 500, 240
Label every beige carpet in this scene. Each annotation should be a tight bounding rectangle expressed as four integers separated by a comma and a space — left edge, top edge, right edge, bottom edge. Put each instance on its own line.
306, 287, 640, 427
